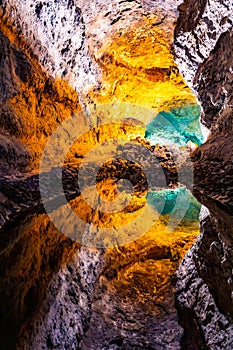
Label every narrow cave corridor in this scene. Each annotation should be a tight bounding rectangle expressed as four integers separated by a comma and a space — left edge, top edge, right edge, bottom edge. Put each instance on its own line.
0, 0, 233, 349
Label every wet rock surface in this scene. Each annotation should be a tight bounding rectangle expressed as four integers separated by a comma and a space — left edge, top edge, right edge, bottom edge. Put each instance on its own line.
0, 211, 104, 350
175, 210, 233, 350
0, 135, 183, 235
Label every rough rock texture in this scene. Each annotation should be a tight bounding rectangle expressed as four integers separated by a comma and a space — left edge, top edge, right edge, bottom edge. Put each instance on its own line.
0, 13, 103, 350
0, 211, 104, 350
0, 24, 103, 350
0, 29, 80, 173
175, 209, 233, 350
0, 0, 181, 99
174, 1, 233, 348
175, 0, 233, 86
0, 0, 101, 97
81, 256, 182, 350
0, 0, 206, 349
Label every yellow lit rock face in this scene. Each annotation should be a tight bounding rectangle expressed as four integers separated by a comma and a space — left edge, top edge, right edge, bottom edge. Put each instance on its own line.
63, 16, 200, 250
89, 17, 196, 113
1, 13, 200, 250
83, 22, 201, 342
23, 15, 201, 253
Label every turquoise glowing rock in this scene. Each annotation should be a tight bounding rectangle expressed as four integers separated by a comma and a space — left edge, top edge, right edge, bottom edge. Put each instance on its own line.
145, 104, 204, 147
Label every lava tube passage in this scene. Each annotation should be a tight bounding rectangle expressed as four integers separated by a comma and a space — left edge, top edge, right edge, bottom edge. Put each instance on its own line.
0, 1, 209, 349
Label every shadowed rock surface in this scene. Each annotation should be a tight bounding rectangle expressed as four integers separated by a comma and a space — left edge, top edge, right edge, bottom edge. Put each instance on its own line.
174, 1, 233, 349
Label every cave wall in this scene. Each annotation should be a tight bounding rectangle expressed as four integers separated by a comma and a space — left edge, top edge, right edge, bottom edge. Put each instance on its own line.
0, 1, 181, 349
174, 1, 233, 348
0, 7, 104, 350
0, 29, 80, 174
174, 0, 233, 87
1, 0, 233, 348
0, 0, 202, 348
0, 30, 102, 350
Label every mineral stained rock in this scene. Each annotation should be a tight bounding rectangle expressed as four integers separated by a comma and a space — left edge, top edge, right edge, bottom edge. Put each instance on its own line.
174, 1, 233, 349
1, 0, 226, 349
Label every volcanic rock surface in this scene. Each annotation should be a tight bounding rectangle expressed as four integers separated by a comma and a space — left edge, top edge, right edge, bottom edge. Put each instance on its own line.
0, 0, 228, 349
174, 1, 233, 349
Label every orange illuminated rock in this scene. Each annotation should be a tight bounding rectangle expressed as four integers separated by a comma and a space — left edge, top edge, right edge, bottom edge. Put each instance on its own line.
88, 17, 197, 114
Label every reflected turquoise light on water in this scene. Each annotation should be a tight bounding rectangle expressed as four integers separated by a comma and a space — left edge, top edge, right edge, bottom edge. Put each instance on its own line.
145, 103, 203, 222
147, 187, 201, 221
